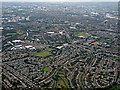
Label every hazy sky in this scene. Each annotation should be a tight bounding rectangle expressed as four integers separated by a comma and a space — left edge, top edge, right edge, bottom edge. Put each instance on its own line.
1, 0, 119, 2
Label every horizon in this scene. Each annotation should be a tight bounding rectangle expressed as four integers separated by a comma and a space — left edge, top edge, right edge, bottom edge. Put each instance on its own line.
0, 0, 119, 2
1, 1, 119, 3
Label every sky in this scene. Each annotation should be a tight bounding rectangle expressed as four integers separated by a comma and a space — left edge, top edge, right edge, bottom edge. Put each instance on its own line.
0, 0, 119, 2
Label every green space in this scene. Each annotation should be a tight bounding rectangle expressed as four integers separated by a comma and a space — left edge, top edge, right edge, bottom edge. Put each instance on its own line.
52, 82, 55, 88
92, 36, 100, 39
15, 54, 19, 55
115, 57, 120, 61
40, 67, 50, 72
99, 40, 112, 44
6, 33, 17, 35
48, 48, 52, 50
52, 51, 56, 53
51, 50, 57, 55
34, 51, 52, 58
43, 67, 50, 72
6, 30, 24, 36
74, 34, 90, 37
54, 74, 69, 88
86, 28, 94, 30
17, 30, 24, 35
108, 85, 120, 90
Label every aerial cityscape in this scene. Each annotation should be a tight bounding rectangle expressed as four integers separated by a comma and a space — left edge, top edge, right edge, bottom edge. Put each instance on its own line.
1, 1, 120, 89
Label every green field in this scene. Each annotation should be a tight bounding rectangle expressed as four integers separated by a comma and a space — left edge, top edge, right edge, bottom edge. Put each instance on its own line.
52, 51, 56, 54
6, 33, 17, 35
99, 40, 112, 44
6, 30, 23, 36
34, 51, 52, 58
74, 34, 90, 37
40, 67, 50, 72
115, 57, 120, 61
55, 74, 69, 88
92, 36, 100, 39
17, 30, 24, 35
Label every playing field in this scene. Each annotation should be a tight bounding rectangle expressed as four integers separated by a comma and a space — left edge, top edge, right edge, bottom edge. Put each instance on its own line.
74, 34, 90, 37
40, 67, 50, 72
34, 51, 52, 58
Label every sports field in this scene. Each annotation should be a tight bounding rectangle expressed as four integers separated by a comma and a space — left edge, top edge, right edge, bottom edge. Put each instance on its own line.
34, 51, 52, 58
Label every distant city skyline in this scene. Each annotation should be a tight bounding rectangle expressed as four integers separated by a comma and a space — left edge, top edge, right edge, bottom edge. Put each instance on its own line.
1, 0, 119, 2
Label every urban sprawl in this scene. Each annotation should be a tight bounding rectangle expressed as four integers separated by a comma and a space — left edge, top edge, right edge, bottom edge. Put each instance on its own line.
1, 2, 120, 89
